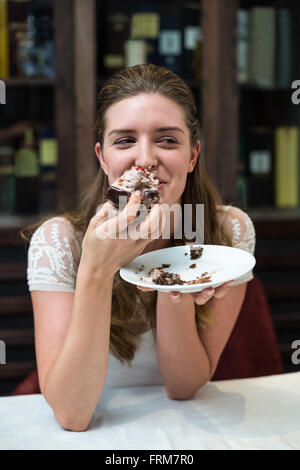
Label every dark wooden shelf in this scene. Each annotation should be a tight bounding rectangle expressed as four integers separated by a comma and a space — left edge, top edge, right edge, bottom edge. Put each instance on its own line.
252, 218, 300, 238
2, 78, 56, 87
0, 263, 27, 281
0, 297, 32, 316
0, 295, 32, 317
0, 328, 34, 347
256, 253, 300, 270
239, 83, 292, 92
0, 361, 36, 380
273, 312, 300, 330
0, 216, 40, 246
264, 284, 300, 300
248, 208, 300, 221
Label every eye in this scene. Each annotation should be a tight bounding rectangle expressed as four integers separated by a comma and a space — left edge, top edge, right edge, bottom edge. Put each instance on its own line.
157, 137, 178, 145
114, 138, 136, 146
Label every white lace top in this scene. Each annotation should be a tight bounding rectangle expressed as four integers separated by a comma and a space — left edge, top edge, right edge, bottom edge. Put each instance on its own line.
27, 205, 256, 293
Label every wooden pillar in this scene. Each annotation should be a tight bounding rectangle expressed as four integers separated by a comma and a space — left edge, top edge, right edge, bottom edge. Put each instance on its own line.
202, 0, 238, 204
54, 0, 96, 210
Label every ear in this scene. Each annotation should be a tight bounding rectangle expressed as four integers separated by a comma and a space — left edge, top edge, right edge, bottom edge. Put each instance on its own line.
188, 140, 201, 173
95, 142, 108, 175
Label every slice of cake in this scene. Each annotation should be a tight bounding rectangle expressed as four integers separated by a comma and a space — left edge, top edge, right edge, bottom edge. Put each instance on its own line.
106, 166, 160, 211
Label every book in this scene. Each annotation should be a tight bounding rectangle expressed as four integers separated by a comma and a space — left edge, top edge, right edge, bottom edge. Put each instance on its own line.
130, 2, 160, 65
158, 12, 182, 76
0, 0, 9, 78
236, 9, 249, 84
275, 127, 299, 208
245, 126, 274, 207
276, 9, 292, 87
125, 39, 147, 67
248, 7, 276, 88
182, 1, 202, 80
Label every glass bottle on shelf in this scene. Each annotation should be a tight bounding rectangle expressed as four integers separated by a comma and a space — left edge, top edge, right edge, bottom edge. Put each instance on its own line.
16, 2, 39, 78
14, 127, 39, 214
34, 1, 55, 78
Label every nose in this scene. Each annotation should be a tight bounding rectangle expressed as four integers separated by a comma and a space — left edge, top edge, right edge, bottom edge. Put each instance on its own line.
135, 140, 158, 170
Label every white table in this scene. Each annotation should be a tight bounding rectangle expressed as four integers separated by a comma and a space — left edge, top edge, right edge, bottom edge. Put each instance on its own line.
1, 372, 300, 450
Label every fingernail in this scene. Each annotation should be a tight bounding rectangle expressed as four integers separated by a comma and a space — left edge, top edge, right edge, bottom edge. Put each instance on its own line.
171, 293, 179, 300
228, 281, 235, 287
205, 289, 215, 296
134, 190, 142, 196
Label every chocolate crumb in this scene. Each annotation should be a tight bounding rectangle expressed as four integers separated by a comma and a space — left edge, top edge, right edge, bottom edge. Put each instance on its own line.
190, 247, 203, 260
148, 263, 171, 276
151, 269, 184, 285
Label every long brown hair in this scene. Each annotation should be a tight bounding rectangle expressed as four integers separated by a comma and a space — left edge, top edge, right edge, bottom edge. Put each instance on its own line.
22, 64, 232, 364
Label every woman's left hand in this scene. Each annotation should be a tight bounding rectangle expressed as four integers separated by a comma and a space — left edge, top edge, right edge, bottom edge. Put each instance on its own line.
136, 281, 235, 304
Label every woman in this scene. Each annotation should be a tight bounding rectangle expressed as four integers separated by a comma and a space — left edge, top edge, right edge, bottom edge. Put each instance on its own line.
24, 64, 255, 432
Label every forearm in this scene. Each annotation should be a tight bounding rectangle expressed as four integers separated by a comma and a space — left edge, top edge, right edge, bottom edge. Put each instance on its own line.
43, 263, 114, 431
156, 292, 211, 400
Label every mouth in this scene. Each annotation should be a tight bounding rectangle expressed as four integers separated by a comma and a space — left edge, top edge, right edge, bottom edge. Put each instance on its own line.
155, 176, 167, 184
158, 182, 166, 190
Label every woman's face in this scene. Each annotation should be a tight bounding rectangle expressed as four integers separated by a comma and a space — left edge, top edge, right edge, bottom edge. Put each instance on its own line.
95, 92, 200, 206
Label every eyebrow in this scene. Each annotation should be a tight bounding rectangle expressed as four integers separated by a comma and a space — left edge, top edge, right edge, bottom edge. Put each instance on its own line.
107, 127, 185, 137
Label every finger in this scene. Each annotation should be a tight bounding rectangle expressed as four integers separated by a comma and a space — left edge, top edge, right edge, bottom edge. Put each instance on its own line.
193, 288, 215, 305
213, 282, 233, 299
169, 291, 182, 303
118, 190, 143, 230
137, 285, 155, 292
95, 201, 111, 216
91, 202, 113, 227
138, 203, 162, 239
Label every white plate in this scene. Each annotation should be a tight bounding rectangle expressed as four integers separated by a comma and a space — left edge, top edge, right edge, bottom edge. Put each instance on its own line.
120, 244, 256, 293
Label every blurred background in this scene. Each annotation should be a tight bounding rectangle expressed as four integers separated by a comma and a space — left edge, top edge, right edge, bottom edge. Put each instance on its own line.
0, 0, 300, 395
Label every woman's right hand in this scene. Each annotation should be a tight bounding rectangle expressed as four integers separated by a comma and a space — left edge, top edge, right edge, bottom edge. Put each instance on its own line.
80, 190, 163, 278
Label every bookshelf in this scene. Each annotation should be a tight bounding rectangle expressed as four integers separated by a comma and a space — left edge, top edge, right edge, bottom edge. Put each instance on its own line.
1, 0, 299, 219
237, 0, 300, 373
237, 0, 300, 213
